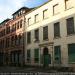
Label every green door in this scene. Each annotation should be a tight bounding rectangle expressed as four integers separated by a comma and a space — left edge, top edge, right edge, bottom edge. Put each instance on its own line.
43, 47, 51, 67
44, 54, 51, 66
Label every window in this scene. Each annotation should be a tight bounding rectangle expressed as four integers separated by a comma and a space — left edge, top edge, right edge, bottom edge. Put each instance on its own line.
12, 24, 16, 32
65, 0, 73, 9
35, 14, 39, 23
6, 38, 10, 48
34, 49, 39, 63
28, 18, 31, 25
0, 52, 4, 64
34, 29, 39, 42
68, 44, 75, 63
27, 49, 31, 62
43, 26, 48, 40
53, 4, 59, 15
0, 41, 1, 49
54, 22, 60, 38
13, 15, 16, 20
54, 46, 61, 64
18, 34, 23, 45
6, 26, 10, 34
1, 29, 5, 37
1, 39, 5, 49
17, 22, 19, 29
43, 9, 48, 19
11, 36, 15, 46
20, 20, 23, 28
66, 17, 74, 35
15, 35, 17, 45
27, 32, 31, 44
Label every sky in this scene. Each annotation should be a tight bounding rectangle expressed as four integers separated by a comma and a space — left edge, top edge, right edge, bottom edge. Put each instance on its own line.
0, 0, 48, 23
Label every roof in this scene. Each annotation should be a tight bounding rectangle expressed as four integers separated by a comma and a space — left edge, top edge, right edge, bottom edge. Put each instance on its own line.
0, 18, 10, 25
12, 7, 31, 15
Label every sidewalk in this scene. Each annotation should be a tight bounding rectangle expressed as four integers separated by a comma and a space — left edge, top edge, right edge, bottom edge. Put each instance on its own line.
0, 66, 74, 73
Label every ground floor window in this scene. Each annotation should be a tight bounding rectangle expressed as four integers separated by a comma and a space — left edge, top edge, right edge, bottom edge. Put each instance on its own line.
27, 49, 31, 63
0, 52, 4, 65
34, 48, 39, 63
54, 46, 61, 64
10, 51, 21, 65
68, 43, 75, 63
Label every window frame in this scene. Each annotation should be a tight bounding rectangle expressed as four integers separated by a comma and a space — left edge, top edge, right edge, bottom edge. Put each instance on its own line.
54, 22, 60, 38
43, 26, 48, 40
43, 9, 48, 19
53, 4, 59, 15
66, 17, 75, 35
35, 14, 39, 23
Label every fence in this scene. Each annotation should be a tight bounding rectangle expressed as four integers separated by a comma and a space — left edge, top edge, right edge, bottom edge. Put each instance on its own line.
0, 72, 75, 75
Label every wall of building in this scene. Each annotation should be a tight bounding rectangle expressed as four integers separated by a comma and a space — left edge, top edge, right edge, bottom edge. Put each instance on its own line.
25, 0, 75, 67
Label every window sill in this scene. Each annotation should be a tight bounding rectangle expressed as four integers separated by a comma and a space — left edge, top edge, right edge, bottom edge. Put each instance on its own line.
43, 17, 49, 20
53, 12, 60, 16
34, 40, 40, 43
43, 39, 49, 42
68, 62, 75, 64
34, 21, 39, 24
27, 43, 31, 45
67, 33, 75, 37
53, 36, 61, 39
65, 7, 74, 11
28, 21, 39, 26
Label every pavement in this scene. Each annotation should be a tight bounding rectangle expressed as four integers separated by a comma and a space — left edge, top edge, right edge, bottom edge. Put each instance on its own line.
0, 66, 57, 73
0, 66, 74, 73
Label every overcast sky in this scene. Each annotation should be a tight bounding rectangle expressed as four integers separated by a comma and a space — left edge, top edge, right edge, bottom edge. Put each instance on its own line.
0, 0, 48, 23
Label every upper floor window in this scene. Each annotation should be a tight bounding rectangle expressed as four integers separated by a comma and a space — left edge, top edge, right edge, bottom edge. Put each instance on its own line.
27, 32, 31, 44
43, 26, 48, 40
6, 37, 10, 48
43, 9, 48, 19
0, 29, 5, 37
12, 24, 16, 32
53, 4, 59, 15
17, 21, 20, 29
28, 18, 31, 26
3, 29, 5, 36
11, 36, 15, 46
65, 0, 73, 10
34, 29, 39, 42
35, 14, 39, 23
13, 15, 16, 20
6, 26, 10, 34
20, 20, 23, 28
66, 17, 74, 35
54, 22, 60, 38
1, 39, 5, 49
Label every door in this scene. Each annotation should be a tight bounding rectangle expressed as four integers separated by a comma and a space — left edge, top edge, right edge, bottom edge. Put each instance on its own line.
43, 47, 50, 67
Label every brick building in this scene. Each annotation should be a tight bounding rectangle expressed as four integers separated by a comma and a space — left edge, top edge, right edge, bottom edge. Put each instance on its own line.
0, 7, 31, 66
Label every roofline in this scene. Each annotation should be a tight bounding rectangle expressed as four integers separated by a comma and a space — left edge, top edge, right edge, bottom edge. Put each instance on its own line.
0, 18, 10, 25
25, 0, 52, 15
12, 7, 30, 15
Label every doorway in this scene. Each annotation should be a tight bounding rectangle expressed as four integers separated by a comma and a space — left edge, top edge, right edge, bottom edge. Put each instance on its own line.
43, 47, 51, 67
